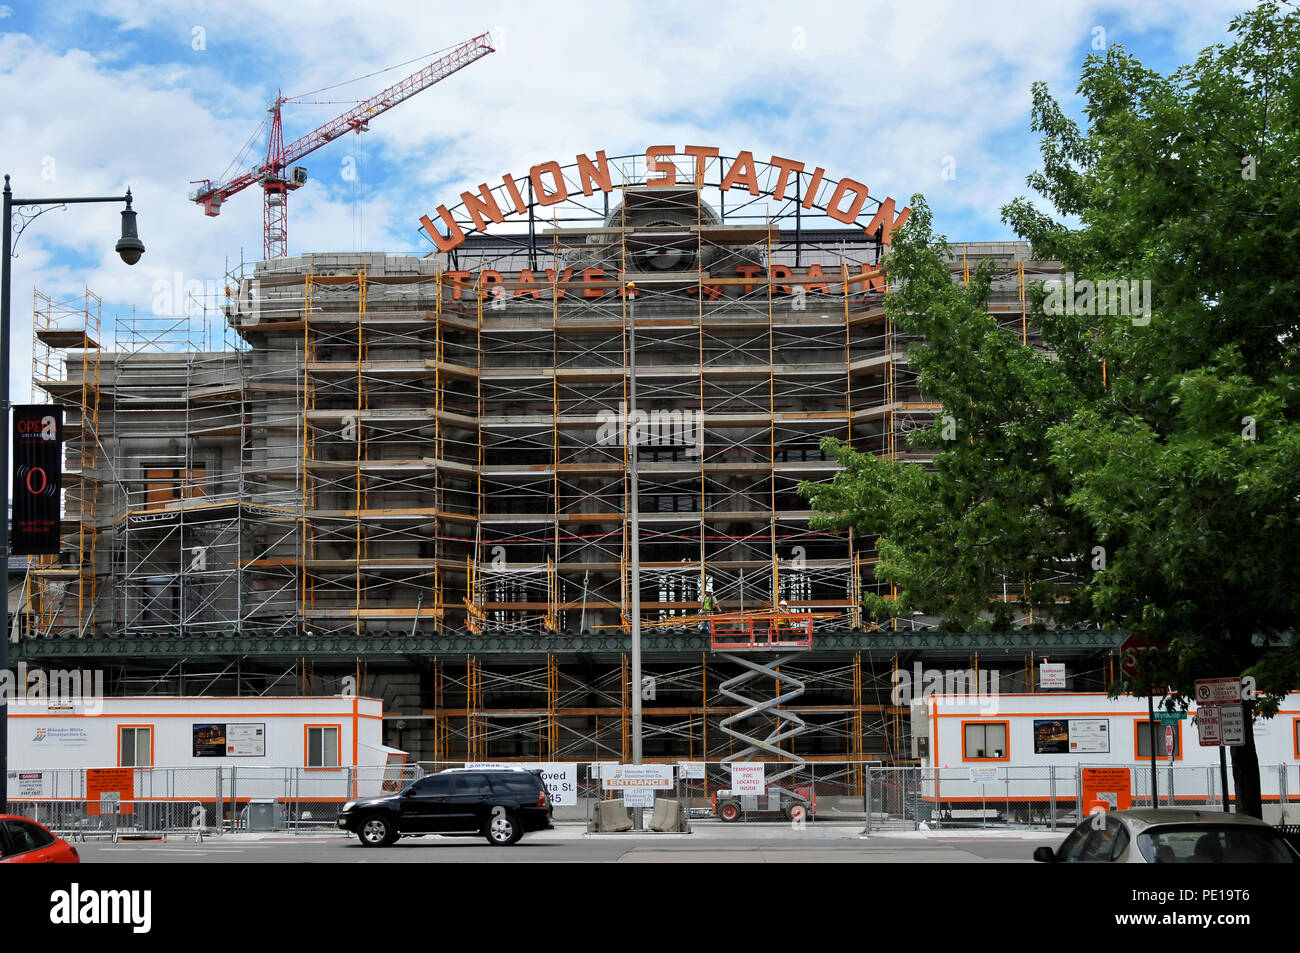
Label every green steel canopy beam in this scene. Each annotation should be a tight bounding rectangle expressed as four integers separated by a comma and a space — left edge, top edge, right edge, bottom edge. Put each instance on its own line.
10, 627, 1125, 663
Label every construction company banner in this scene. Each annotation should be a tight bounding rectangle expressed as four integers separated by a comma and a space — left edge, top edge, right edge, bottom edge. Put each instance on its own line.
30, 724, 88, 747
600, 764, 674, 791
11, 405, 63, 555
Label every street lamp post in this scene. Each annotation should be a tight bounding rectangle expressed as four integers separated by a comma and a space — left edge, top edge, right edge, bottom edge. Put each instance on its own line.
1, 174, 144, 813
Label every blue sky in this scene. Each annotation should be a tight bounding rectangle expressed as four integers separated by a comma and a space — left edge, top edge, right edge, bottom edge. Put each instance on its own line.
0, 0, 1255, 399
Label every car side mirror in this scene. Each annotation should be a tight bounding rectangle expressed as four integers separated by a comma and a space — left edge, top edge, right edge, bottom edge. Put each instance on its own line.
1033, 846, 1057, 863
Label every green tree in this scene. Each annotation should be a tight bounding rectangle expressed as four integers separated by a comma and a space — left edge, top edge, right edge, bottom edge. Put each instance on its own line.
803, 2, 1300, 817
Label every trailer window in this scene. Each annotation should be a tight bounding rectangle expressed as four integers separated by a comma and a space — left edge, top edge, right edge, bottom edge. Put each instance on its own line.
119, 726, 152, 767
306, 725, 339, 768
963, 721, 1008, 760
1135, 721, 1181, 759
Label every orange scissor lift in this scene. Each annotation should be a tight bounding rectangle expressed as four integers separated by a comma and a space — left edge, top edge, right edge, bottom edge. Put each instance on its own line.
709, 610, 819, 822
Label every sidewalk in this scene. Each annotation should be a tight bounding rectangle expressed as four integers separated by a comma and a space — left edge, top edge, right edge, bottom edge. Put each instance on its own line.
203, 821, 1066, 842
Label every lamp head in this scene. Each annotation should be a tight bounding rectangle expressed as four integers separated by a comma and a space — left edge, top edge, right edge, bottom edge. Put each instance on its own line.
115, 189, 144, 265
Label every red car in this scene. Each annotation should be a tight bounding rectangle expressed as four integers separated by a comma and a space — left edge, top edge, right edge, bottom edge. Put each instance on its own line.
0, 815, 80, 863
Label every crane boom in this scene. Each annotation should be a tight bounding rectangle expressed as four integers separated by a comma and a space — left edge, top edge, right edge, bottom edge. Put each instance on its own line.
281, 35, 493, 166
192, 32, 494, 260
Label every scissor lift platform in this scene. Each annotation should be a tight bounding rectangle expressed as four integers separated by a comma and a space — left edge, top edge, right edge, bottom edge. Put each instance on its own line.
709, 611, 813, 652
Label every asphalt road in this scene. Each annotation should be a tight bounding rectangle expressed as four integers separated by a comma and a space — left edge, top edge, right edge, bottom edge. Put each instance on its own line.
76, 825, 1054, 863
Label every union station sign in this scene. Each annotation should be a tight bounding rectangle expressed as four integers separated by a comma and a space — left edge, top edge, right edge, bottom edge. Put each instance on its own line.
419, 145, 911, 254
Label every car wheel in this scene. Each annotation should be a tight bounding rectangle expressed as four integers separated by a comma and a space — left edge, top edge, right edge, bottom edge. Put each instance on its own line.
719, 801, 741, 822
485, 810, 522, 846
358, 814, 396, 847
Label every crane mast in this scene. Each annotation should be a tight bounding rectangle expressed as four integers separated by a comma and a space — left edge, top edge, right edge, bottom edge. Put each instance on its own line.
192, 32, 494, 260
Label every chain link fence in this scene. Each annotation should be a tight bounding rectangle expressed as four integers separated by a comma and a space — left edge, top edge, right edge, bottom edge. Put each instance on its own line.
8, 763, 422, 837
863, 763, 1299, 832
9, 760, 1297, 835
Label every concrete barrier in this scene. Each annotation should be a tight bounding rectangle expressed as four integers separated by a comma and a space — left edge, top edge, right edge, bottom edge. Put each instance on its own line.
649, 797, 686, 832
594, 797, 633, 832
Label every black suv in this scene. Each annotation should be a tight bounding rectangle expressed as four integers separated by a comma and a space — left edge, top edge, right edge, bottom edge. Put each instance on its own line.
337, 769, 553, 847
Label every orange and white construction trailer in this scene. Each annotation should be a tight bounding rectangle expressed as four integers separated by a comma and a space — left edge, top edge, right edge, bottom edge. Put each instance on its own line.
6, 694, 406, 810
913, 690, 1300, 819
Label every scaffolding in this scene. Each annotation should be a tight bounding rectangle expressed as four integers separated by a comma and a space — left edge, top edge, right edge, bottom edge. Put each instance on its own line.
20, 153, 1059, 764
28, 289, 103, 638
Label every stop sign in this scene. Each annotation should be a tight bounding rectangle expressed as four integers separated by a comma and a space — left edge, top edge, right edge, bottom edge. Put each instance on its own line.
1119, 633, 1151, 679
1165, 726, 1175, 760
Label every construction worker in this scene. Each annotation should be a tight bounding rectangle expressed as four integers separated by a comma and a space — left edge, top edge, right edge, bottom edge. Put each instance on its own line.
700, 586, 719, 633
775, 599, 790, 638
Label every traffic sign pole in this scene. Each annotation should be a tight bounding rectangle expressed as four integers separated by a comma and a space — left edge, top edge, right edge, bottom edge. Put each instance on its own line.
1220, 745, 1230, 813
1148, 693, 1158, 809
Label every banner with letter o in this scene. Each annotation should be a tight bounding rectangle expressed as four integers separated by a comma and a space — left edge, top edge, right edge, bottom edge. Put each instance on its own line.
12, 404, 63, 555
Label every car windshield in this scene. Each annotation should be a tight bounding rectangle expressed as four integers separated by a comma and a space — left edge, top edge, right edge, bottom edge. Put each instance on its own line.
1137, 825, 1294, 863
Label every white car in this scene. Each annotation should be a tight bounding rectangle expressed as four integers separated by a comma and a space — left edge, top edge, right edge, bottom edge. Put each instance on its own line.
1034, 809, 1297, 863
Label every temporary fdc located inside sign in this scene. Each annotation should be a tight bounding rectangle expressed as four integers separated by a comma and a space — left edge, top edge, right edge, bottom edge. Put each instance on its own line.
11, 405, 63, 555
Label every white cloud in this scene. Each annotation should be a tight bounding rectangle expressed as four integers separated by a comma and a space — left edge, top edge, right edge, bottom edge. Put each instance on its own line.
0, 0, 1256, 400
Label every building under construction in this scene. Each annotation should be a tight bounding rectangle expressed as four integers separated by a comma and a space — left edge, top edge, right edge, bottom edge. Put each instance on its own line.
14, 152, 1120, 766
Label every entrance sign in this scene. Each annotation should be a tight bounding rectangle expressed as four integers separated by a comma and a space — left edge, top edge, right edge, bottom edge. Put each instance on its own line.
601, 764, 673, 791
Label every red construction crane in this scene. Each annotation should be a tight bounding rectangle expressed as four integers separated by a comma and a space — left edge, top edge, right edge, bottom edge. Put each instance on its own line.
191, 32, 494, 261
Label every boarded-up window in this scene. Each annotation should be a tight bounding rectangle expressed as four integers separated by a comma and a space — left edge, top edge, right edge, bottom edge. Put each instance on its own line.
144, 467, 206, 511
